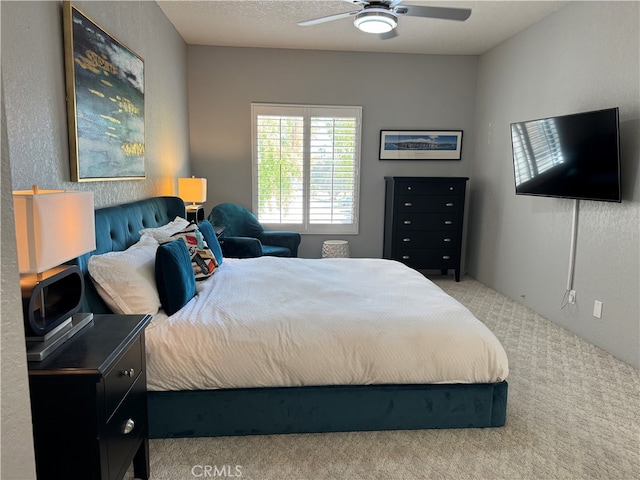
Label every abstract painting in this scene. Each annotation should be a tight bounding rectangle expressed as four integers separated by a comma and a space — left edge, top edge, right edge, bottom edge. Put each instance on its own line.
63, 2, 145, 181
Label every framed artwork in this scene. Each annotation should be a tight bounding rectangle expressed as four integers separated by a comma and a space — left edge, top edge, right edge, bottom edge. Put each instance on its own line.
63, 2, 145, 181
379, 130, 463, 160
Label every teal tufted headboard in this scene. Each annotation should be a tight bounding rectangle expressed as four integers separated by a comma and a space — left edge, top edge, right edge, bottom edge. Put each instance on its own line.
73, 196, 186, 314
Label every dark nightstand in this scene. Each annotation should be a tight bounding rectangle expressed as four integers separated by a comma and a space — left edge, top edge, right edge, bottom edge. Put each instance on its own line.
28, 314, 152, 480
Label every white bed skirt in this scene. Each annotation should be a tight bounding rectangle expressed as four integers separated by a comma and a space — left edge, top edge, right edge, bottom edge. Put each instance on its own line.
145, 257, 508, 392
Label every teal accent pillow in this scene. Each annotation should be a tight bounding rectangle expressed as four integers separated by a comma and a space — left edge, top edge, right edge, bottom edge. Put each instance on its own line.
155, 239, 196, 315
198, 220, 223, 266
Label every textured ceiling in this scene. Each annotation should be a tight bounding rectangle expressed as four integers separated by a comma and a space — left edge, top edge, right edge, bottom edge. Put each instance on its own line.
157, 0, 568, 55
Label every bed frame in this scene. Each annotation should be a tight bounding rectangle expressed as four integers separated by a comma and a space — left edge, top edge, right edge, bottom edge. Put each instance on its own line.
75, 196, 508, 438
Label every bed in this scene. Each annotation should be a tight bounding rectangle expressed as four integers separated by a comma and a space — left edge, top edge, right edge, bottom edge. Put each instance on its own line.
75, 196, 508, 438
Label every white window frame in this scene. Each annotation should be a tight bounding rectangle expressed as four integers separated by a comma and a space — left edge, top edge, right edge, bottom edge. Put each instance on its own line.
251, 103, 361, 235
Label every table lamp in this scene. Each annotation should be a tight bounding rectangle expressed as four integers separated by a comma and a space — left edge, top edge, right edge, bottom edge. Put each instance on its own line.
13, 186, 96, 360
178, 176, 207, 222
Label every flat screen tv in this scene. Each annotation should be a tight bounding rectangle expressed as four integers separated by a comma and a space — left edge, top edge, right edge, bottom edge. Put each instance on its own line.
510, 107, 621, 202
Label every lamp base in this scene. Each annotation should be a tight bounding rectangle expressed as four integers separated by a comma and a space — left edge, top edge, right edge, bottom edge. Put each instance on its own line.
25, 316, 74, 343
26, 312, 94, 361
21, 265, 84, 336
186, 204, 204, 223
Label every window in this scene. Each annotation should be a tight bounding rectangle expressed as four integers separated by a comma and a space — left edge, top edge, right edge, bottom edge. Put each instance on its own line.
252, 103, 361, 234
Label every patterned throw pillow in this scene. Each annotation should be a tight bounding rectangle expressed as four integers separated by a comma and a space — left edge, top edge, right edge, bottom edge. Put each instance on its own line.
166, 223, 218, 280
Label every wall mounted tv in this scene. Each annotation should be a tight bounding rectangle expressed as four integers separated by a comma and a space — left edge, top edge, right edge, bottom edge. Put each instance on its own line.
510, 107, 621, 202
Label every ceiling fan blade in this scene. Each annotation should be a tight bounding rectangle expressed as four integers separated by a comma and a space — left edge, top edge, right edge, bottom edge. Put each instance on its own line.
396, 5, 471, 21
297, 10, 360, 27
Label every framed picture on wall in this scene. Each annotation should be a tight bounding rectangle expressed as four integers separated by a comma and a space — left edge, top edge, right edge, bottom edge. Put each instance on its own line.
63, 2, 145, 181
379, 130, 463, 160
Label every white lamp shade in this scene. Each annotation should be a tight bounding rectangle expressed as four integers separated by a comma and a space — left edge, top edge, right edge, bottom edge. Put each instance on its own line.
13, 189, 96, 274
178, 177, 207, 204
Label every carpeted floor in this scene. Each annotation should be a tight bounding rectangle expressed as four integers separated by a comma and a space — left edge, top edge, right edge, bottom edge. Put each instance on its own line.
128, 276, 639, 479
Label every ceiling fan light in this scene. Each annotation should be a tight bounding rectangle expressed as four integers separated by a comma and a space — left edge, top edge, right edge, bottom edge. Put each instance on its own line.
354, 10, 397, 34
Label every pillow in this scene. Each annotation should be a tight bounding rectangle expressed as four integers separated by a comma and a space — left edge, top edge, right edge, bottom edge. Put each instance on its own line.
139, 216, 190, 242
88, 234, 161, 315
197, 220, 223, 266
167, 223, 218, 280
155, 239, 196, 315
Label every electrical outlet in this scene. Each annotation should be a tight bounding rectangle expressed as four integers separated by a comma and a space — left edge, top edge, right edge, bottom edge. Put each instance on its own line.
593, 300, 603, 319
568, 290, 576, 304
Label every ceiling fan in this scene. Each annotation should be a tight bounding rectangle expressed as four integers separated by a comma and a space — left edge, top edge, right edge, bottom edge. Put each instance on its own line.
297, 0, 471, 36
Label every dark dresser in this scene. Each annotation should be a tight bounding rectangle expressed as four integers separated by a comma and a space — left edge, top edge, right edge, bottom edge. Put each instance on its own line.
383, 176, 468, 281
28, 314, 152, 480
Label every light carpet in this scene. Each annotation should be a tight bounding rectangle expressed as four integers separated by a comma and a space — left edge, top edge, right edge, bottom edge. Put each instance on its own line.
128, 276, 639, 480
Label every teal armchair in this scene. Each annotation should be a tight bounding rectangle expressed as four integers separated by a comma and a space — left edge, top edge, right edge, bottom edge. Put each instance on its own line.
208, 203, 301, 258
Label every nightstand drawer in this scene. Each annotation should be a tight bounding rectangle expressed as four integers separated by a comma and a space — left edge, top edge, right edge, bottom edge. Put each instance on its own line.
106, 374, 147, 480
104, 336, 143, 420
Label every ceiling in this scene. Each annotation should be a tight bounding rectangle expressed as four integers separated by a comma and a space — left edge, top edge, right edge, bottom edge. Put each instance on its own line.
157, 0, 568, 56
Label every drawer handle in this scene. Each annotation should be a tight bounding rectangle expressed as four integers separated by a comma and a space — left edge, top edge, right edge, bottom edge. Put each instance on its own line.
444, 220, 453, 225
442, 255, 451, 260
404, 202, 413, 207
121, 368, 135, 378
407, 186, 412, 191
122, 418, 135, 435
449, 186, 454, 191
443, 238, 452, 242
402, 238, 411, 242
402, 255, 410, 260
445, 203, 454, 207
403, 220, 412, 225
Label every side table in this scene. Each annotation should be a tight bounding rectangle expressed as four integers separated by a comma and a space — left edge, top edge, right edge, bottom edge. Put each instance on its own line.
28, 314, 152, 480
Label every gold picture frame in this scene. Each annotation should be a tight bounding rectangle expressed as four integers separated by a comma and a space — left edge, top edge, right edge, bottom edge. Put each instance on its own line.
63, 2, 145, 181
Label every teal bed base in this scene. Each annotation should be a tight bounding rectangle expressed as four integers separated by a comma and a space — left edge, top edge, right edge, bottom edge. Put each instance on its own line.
76, 197, 508, 438
148, 382, 508, 438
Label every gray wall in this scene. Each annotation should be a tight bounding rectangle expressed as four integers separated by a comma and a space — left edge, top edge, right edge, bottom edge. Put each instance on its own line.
1, 82, 37, 480
2, 0, 191, 207
1, 2, 189, 477
187, 46, 478, 258
469, 1, 639, 367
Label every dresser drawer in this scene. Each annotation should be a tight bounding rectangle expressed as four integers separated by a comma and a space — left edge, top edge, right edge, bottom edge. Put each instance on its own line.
395, 249, 459, 269
104, 336, 143, 420
398, 195, 462, 213
397, 181, 464, 195
106, 374, 147, 480
395, 231, 459, 248
397, 213, 461, 230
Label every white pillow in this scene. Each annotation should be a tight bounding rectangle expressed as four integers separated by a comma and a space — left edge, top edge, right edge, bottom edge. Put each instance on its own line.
139, 216, 190, 242
88, 234, 161, 315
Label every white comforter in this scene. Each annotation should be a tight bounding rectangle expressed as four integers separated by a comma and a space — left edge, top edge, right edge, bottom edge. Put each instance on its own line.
145, 257, 508, 392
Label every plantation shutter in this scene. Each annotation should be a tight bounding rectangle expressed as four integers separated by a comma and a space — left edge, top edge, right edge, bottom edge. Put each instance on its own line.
255, 114, 304, 223
252, 104, 361, 235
